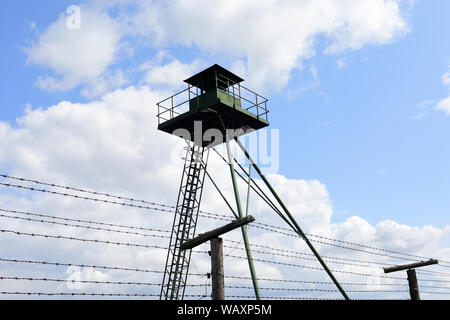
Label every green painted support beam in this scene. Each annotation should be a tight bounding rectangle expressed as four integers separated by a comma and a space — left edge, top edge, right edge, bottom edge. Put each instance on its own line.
218, 115, 261, 300
203, 167, 239, 220
234, 137, 350, 300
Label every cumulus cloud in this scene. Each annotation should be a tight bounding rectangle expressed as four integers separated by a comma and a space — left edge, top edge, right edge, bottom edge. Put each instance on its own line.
140, 55, 206, 89
436, 65, 450, 115
25, 0, 410, 94
436, 97, 450, 115
443, 70, 450, 87
25, 6, 123, 95
122, 0, 409, 90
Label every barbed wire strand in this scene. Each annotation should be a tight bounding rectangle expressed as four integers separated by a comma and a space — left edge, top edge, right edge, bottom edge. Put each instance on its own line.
0, 276, 210, 287
0, 182, 174, 213
0, 257, 213, 280
0, 211, 170, 239
0, 208, 170, 234
0, 174, 175, 210
194, 251, 407, 280
0, 228, 168, 249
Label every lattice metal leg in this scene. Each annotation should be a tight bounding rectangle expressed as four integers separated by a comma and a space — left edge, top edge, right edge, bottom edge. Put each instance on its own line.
160, 141, 209, 300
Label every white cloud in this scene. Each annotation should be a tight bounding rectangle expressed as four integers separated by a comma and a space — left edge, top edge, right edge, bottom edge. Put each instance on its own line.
140, 57, 206, 89
337, 59, 347, 69
435, 65, 450, 116
25, 6, 122, 94
124, 0, 409, 90
436, 97, 450, 115
26, 0, 410, 94
443, 71, 450, 87
324, 0, 409, 53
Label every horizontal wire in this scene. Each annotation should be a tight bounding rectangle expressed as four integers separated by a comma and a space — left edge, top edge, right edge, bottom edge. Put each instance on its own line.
0, 275, 208, 287
0, 276, 162, 286
224, 295, 341, 300
420, 291, 450, 295
0, 174, 175, 210
0, 208, 170, 234
0, 291, 161, 297
262, 222, 435, 263
244, 222, 434, 264
417, 278, 450, 283
417, 269, 450, 277
0, 292, 341, 300
222, 239, 395, 269
2, 258, 447, 290
206, 212, 435, 263
0, 182, 174, 214
0, 257, 168, 275
194, 251, 407, 280
0, 257, 409, 287
416, 284, 450, 289
222, 275, 406, 286
0, 228, 168, 250
223, 240, 450, 276
202, 282, 410, 292
225, 285, 409, 293
0, 257, 208, 279
222, 245, 382, 270
0, 211, 170, 239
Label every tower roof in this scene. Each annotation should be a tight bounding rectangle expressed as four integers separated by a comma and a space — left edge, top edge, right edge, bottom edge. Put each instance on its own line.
184, 64, 244, 90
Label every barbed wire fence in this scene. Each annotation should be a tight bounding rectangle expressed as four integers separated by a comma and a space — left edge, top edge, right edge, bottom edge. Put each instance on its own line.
1, 174, 449, 300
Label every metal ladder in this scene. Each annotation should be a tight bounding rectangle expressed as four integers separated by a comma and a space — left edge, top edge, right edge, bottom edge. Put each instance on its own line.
160, 141, 209, 300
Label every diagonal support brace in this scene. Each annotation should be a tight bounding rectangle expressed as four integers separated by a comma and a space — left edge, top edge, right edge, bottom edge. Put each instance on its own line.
234, 137, 350, 300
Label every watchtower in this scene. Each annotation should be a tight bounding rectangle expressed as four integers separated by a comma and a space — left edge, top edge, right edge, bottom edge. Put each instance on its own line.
157, 64, 349, 301
158, 64, 269, 300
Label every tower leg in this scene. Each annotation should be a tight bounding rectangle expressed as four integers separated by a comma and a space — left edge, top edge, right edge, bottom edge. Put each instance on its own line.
223, 127, 261, 300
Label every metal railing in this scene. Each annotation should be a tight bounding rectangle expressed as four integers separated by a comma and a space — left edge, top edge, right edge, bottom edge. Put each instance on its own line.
156, 75, 269, 125
216, 74, 269, 122
156, 86, 202, 125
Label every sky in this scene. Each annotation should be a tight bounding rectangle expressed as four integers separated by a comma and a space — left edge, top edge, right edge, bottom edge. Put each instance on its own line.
1, 0, 450, 300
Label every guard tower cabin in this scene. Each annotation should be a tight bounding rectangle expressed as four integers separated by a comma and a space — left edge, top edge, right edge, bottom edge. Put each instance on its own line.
157, 64, 269, 147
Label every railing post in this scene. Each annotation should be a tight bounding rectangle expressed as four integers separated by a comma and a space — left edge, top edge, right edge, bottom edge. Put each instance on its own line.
256, 94, 259, 118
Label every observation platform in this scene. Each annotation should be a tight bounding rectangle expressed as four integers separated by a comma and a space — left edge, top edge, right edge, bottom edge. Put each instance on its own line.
157, 64, 269, 147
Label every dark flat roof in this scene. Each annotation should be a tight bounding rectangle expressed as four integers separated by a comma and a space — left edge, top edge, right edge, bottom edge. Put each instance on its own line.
184, 64, 244, 89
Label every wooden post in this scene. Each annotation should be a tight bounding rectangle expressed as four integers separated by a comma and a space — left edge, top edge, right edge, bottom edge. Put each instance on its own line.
210, 237, 225, 300
383, 259, 438, 300
179, 216, 255, 300
180, 216, 255, 250
407, 269, 420, 300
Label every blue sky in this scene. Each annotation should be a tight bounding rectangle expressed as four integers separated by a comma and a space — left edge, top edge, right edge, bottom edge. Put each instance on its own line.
1, 0, 449, 229
274, 0, 450, 227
